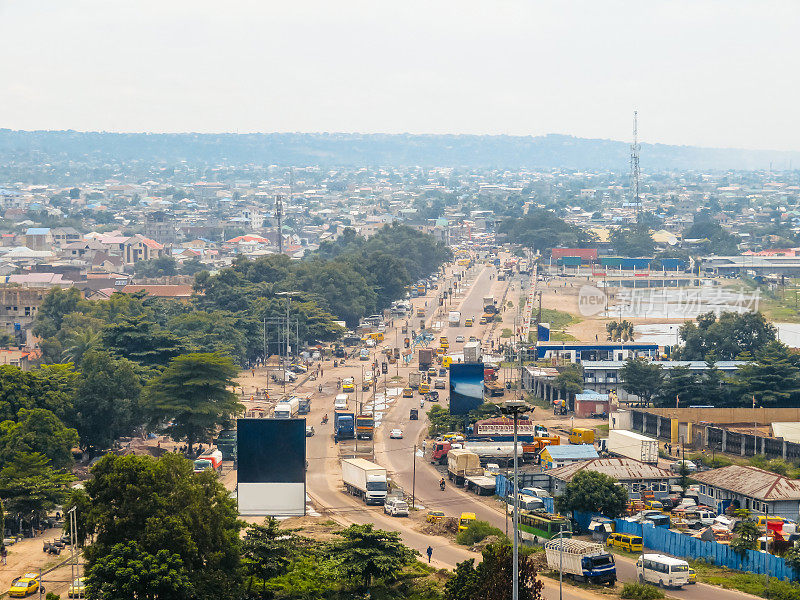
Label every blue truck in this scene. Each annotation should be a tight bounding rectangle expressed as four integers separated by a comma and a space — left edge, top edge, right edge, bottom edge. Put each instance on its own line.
334, 411, 355, 440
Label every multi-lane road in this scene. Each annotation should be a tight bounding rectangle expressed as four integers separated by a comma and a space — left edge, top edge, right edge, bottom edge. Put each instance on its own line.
301, 259, 757, 600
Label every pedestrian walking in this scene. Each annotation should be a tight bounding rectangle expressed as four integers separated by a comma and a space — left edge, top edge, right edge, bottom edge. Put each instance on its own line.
426, 546, 433, 563
2, 545, 7, 565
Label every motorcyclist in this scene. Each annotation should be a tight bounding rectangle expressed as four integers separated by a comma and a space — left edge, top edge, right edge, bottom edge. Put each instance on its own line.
440, 477, 446, 490
323, 413, 328, 423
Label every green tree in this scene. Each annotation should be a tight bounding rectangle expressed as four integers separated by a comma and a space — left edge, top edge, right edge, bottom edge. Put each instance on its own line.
610, 227, 655, 257
101, 316, 188, 370
654, 365, 701, 408
143, 352, 242, 453
242, 517, 293, 593
0, 451, 71, 529
61, 329, 100, 364
0, 408, 79, 469
733, 341, 800, 408
620, 357, 664, 406
166, 311, 249, 366
133, 256, 178, 278
179, 258, 204, 276
74, 351, 142, 453
731, 521, 760, 558
497, 210, 590, 253
335, 524, 416, 589
555, 364, 584, 403
33, 287, 82, 339
85, 453, 242, 600
555, 470, 628, 518
64, 487, 92, 547
677, 311, 777, 361
445, 542, 543, 600
87, 540, 192, 600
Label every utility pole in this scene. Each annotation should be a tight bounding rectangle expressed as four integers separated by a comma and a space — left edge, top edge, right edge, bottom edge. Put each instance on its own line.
411, 444, 417, 510
275, 194, 284, 255
502, 400, 530, 600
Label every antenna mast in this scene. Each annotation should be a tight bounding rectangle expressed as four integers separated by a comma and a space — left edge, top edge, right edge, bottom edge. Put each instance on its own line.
275, 194, 284, 255
631, 111, 641, 226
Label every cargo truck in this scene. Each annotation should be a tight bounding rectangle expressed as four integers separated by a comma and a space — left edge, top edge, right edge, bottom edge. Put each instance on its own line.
273, 397, 300, 419
483, 296, 497, 314
356, 415, 375, 440
408, 371, 423, 389
544, 539, 616, 585
448, 311, 461, 327
447, 449, 483, 486
341, 458, 388, 505
607, 429, 659, 464
193, 449, 223, 473
418, 348, 434, 370
334, 410, 355, 440
462, 441, 526, 462
464, 341, 481, 363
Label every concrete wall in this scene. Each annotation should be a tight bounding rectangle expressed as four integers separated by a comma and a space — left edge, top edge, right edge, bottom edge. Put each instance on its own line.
636, 407, 800, 425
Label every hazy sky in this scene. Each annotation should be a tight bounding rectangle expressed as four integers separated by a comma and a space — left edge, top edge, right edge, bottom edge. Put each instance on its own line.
1, 1, 798, 150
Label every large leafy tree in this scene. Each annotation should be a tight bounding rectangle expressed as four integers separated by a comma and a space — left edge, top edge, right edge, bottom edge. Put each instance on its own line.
0, 408, 79, 469
444, 542, 543, 600
0, 451, 71, 528
497, 210, 589, 253
102, 316, 188, 370
555, 471, 628, 518
335, 524, 416, 589
733, 340, 800, 408
85, 453, 242, 600
166, 311, 249, 366
32, 286, 82, 338
143, 352, 242, 453
677, 311, 777, 361
610, 226, 655, 257
242, 518, 294, 593
74, 350, 142, 453
653, 365, 702, 408
87, 540, 192, 600
620, 357, 663, 406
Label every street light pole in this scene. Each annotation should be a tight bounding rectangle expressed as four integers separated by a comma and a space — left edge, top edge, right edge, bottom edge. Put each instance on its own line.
502, 399, 530, 600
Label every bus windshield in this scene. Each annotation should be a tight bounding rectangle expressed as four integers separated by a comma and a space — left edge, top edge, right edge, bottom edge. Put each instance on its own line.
670, 564, 688, 572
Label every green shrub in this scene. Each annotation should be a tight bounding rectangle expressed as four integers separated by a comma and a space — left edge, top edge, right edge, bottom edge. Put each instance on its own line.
619, 582, 665, 600
455, 520, 507, 546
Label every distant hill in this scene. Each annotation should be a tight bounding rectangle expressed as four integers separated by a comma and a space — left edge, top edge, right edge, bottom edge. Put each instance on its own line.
0, 129, 797, 171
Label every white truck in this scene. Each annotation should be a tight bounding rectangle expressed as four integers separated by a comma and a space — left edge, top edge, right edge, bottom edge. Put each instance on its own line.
448, 311, 461, 327
463, 441, 526, 461
447, 449, 482, 486
273, 397, 300, 419
607, 429, 659, 464
408, 371, 423, 389
341, 458, 388, 505
544, 538, 616, 585
464, 341, 481, 363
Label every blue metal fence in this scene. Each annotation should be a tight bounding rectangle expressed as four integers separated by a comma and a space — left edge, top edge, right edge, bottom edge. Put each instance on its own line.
614, 519, 797, 581
495, 474, 554, 513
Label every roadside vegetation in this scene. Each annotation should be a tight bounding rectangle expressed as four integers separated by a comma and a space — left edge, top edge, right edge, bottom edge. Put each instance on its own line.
619, 582, 664, 599
455, 520, 507, 546
690, 560, 800, 600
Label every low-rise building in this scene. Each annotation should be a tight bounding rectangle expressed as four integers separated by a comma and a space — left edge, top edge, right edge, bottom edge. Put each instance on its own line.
540, 444, 599, 470
546, 457, 676, 498
692, 465, 800, 520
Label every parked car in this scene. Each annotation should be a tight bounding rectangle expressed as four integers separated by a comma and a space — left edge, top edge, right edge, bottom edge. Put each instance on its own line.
434, 379, 446, 389
8, 574, 42, 598
670, 460, 697, 473
426, 510, 445, 523
384, 498, 409, 517
455, 335, 465, 343
390, 429, 403, 439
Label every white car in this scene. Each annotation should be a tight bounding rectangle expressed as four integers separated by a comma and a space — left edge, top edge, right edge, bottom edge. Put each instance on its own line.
390, 428, 403, 439
384, 498, 409, 517
455, 335, 465, 343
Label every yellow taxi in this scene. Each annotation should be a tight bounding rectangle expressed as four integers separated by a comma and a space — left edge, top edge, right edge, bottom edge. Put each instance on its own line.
9, 573, 41, 598
427, 367, 437, 378
419, 382, 431, 394
403, 387, 413, 398
458, 512, 477, 531
687, 568, 697, 584
342, 379, 355, 393
426, 510, 446, 523
465, 318, 474, 327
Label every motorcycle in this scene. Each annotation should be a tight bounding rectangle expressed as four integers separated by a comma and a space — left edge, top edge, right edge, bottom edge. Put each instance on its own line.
322, 414, 328, 424
439, 479, 446, 491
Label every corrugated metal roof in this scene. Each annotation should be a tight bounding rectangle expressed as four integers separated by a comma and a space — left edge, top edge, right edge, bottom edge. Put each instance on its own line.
544, 445, 599, 459
692, 465, 800, 501
547, 458, 674, 482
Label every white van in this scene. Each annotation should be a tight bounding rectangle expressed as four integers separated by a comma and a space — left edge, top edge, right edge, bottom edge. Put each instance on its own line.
636, 554, 689, 588
334, 394, 348, 410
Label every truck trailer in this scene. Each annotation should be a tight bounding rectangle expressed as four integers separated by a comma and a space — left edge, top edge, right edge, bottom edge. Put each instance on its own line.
341, 458, 388, 505
464, 341, 481, 363
408, 371, 423, 389
607, 429, 659, 464
419, 348, 435, 370
447, 449, 482, 486
448, 311, 461, 327
544, 539, 616, 585
273, 397, 300, 419
193, 449, 223, 473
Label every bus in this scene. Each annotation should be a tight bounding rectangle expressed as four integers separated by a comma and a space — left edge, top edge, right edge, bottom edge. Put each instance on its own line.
636, 554, 689, 588
517, 511, 572, 544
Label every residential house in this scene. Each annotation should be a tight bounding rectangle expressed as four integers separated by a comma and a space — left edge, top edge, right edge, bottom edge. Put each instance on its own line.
25, 227, 53, 251
546, 458, 676, 498
540, 444, 599, 470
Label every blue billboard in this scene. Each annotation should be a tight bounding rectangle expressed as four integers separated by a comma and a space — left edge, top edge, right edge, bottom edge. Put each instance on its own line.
449, 362, 484, 415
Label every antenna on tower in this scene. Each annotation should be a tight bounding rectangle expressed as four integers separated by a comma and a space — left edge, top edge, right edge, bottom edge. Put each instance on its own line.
275, 194, 284, 255
630, 110, 641, 227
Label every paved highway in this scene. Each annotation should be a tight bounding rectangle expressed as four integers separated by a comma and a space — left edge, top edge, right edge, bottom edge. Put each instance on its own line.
302, 258, 758, 600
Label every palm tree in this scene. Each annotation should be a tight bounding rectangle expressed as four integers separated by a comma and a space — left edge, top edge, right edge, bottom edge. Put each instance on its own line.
61, 330, 100, 364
